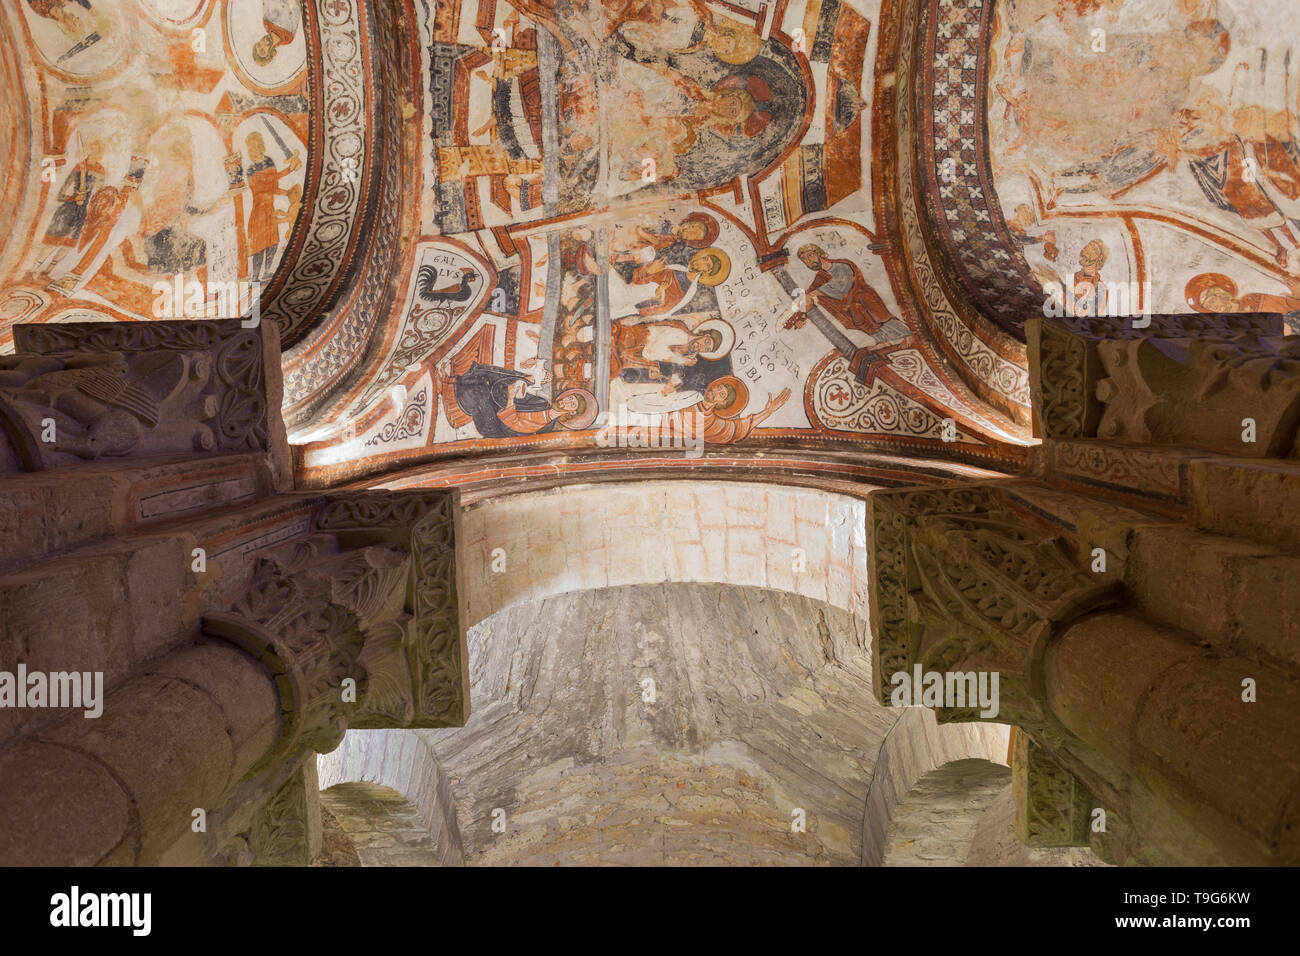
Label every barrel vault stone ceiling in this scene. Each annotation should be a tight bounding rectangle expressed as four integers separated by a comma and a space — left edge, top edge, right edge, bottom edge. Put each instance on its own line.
321, 582, 1103, 865
1, 0, 1294, 487
430, 584, 888, 865
0, 0, 1289, 869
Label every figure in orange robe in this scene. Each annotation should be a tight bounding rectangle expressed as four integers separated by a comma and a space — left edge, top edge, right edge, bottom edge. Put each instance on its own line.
244, 132, 301, 281
654, 377, 789, 445
785, 244, 895, 336
1186, 273, 1300, 316
611, 318, 721, 379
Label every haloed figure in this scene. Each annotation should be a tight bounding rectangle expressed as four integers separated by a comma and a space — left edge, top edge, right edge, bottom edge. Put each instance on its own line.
1185, 272, 1300, 315
789, 243, 902, 341
252, 0, 300, 65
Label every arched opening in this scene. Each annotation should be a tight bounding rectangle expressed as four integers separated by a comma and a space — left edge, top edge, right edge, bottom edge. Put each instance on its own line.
881, 759, 1011, 866
317, 730, 464, 867
319, 477, 1054, 866
860, 707, 1011, 866
318, 782, 445, 867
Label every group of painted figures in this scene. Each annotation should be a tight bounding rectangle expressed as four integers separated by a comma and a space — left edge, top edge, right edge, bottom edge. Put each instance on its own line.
422, 205, 911, 445
23, 0, 305, 312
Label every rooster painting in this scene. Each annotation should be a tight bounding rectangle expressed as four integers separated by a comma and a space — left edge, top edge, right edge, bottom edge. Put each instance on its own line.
416, 265, 479, 306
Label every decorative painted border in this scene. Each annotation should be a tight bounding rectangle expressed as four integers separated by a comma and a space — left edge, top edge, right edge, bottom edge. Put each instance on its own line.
920, 0, 1039, 331
281, 0, 409, 418
876, 0, 1031, 422
263, 0, 371, 346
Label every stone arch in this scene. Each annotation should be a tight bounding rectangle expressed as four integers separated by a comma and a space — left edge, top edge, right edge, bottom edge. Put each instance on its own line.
861, 710, 1106, 867
320, 478, 884, 866
317, 729, 464, 867
458, 478, 870, 629
880, 757, 1011, 866
860, 707, 1011, 866
318, 782, 443, 867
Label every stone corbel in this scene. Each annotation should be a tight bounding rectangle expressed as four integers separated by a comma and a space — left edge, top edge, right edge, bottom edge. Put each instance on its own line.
247, 761, 321, 867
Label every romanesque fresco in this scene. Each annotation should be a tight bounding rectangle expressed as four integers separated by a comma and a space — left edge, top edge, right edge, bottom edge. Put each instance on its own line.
987, 0, 1300, 320
0, 0, 309, 349
300, 0, 1025, 472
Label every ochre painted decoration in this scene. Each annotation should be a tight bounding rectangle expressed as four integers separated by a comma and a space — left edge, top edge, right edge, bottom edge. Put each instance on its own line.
987, 0, 1300, 322
293, 0, 1031, 480
0, 0, 309, 348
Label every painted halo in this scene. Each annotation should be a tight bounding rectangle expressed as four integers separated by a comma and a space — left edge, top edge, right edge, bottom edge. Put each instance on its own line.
1184, 273, 1237, 311
707, 375, 749, 419
694, 318, 735, 360
691, 247, 731, 287
555, 387, 599, 430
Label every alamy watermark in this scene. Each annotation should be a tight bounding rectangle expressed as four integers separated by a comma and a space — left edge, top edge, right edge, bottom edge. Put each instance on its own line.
50, 886, 150, 936
1042, 280, 1153, 328
0, 665, 103, 718
152, 274, 262, 328
593, 404, 706, 458
889, 664, 1000, 718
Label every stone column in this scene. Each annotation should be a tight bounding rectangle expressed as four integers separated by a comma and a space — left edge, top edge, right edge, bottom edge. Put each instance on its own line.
0, 490, 465, 865
867, 481, 1300, 865
0, 318, 466, 866
1044, 611, 1300, 866
0, 640, 282, 866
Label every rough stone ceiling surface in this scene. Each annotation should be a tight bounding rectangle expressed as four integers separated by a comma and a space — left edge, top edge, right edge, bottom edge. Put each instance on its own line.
423, 583, 893, 866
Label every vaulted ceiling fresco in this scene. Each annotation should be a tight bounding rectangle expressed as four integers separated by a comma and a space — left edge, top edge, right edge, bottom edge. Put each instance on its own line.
295, 0, 1030, 485
985, 0, 1300, 320
0, 0, 315, 344
2, 0, 1294, 486
907, 0, 1300, 342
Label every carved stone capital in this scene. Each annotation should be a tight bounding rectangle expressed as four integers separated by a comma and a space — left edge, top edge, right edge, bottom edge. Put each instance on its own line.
314, 491, 467, 728
868, 484, 1121, 727
1094, 335, 1300, 457
1026, 314, 1287, 443
201, 491, 465, 770
0, 349, 219, 468
6, 320, 288, 485
1013, 732, 1094, 849
203, 544, 410, 762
